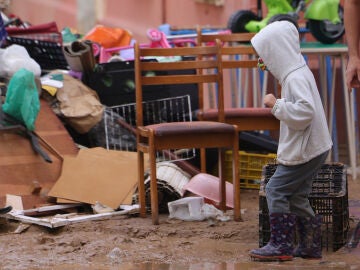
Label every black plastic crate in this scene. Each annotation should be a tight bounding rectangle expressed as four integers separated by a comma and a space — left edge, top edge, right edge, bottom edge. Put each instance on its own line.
259, 163, 349, 251
6, 36, 68, 71
83, 60, 199, 110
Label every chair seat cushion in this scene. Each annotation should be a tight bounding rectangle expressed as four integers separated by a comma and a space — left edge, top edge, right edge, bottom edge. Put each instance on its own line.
200, 107, 274, 119
145, 121, 235, 136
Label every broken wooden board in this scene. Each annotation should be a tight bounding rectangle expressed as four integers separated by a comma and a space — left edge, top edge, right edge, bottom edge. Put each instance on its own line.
48, 148, 143, 209
0, 99, 78, 208
6, 204, 139, 228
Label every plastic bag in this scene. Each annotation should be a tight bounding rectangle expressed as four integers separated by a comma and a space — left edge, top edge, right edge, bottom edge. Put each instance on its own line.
56, 73, 104, 134
2, 68, 40, 131
0, 44, 41, 77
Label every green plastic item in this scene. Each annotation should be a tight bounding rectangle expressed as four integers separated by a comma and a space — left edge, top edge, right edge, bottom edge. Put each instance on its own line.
244, 0, 341, 32
245, 0, 293, 32
304, 0, 341, 24
2, 68, 40, 131
61, 27, 81, 44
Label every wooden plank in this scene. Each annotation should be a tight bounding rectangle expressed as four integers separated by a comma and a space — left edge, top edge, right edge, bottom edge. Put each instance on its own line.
0, 99, 78, 209
7, 205, 139, 228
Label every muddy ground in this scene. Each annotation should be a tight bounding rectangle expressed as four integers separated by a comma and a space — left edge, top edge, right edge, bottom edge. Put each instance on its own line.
0, 175, 359, 270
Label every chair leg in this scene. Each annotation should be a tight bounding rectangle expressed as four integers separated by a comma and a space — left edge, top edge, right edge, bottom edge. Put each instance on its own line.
233, 129, 240, 221
137, 150, 146, 218
200, 148, 207, 173
232, 134, 241, 221
149, 142, 159, 225
218, 148, 226, 211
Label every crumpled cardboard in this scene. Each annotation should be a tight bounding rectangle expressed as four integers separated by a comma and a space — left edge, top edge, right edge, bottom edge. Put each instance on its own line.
48, 147, 147, 209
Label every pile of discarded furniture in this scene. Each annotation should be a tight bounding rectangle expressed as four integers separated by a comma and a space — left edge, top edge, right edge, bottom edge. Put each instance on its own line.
1, 17, 280, 227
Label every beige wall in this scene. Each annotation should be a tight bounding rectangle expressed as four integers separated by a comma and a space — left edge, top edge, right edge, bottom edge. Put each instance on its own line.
8, 0, 257, 41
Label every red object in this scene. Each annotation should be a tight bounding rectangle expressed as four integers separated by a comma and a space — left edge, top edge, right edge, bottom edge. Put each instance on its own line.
6, 21, 59, 35
6, 21, 62, 43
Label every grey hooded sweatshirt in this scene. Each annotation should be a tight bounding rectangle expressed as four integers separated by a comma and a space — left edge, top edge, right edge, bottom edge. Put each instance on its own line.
250, 21, 332, 165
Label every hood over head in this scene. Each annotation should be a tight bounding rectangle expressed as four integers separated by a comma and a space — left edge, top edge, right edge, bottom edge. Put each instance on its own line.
250, 21, 306, 83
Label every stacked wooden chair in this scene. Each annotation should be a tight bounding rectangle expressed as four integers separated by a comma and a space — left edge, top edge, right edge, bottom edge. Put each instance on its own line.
134, 40, 240, 225
196, 28, 280, 131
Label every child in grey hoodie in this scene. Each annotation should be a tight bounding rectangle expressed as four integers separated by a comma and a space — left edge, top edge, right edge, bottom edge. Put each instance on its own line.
249, 21, 332, 261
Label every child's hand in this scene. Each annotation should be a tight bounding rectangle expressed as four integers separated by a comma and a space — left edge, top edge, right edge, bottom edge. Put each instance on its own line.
263, 94, 277, 108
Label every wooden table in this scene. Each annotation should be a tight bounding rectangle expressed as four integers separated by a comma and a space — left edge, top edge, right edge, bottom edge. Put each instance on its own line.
300, 42, 357, 180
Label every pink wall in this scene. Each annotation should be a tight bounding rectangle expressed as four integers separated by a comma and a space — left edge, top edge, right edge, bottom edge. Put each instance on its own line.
9, 0, 77, 30
8, 0, 256, 41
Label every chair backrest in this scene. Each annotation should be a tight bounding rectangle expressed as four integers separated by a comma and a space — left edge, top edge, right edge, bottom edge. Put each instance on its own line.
134, 41, 225, 126
197, 31, 255, 47
197, 28, 269, 108
216, 38, 258, 71
196, 27, 258, 75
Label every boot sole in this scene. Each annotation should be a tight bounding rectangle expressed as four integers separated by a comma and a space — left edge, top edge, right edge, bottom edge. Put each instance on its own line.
0, 205, 12, 215
294, 251, 322, 259
250, 253, 293, 262
296, 256, 322, 260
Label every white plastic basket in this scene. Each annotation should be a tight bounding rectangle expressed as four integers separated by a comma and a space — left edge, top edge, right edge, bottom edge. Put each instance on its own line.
104, 95, 196, 161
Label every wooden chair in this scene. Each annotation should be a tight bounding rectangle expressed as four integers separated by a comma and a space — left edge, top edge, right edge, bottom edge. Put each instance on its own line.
134, 40, 240, 225
196, 29, 280, 131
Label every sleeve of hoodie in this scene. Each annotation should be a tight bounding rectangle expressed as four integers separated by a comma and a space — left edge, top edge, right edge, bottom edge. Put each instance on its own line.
271, 78, 315, 131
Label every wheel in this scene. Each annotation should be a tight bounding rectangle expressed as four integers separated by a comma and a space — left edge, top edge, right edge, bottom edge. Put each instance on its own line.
308, 5, 345, 44
267, 14, 299, 29
227, 10, 260, 33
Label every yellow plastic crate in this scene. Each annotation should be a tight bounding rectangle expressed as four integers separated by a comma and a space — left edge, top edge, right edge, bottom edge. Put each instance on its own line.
224, 151, 277, 189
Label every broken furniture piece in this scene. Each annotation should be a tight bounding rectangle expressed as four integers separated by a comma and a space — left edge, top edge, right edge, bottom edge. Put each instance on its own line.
0, 98, 78, 209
